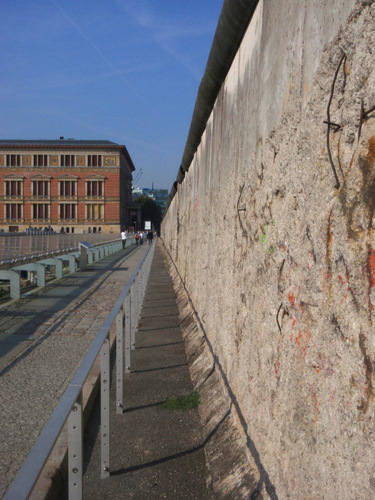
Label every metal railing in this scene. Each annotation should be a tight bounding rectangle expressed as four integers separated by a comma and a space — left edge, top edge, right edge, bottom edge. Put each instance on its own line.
4, 239, 156, 500
0, 235, 134, 269
0, 237, 137, 300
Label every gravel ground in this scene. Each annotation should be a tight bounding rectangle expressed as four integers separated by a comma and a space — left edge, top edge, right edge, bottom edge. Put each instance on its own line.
0, 244, 148, 497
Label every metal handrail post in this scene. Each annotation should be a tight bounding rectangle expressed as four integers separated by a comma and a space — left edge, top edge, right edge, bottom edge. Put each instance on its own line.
137, 273, 141, 320
144, 253, 150, 292
140, 271, 144, 305
134, 271, 139, 318
130, 285, 136, 350
135, 272, 139, 331
116, 308, 124, 414
140, 266, 145, 305
101, 338, 110, 478
142, 254, 148, 302
146, 250, 150, 284
87, 249, 94, 264
68, 393, 83, 499
4, 385, 81, 500
125, 294, 131, 373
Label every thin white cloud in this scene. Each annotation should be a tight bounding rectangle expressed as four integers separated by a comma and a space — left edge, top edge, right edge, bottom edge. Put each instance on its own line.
114, 0, 215, 81
49, 0, 114, 70
48, 0, 148, 103
116, 0, 155, 29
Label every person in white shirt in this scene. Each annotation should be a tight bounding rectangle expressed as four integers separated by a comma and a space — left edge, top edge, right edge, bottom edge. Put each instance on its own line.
121, 229, 127, 249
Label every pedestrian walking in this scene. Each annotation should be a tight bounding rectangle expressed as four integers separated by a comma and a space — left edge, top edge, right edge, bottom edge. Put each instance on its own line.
121, 229, 127, 249
147, 230, 153, 245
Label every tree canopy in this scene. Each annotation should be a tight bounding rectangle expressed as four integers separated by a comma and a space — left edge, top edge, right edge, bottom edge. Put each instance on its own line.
136, 195, 162, 233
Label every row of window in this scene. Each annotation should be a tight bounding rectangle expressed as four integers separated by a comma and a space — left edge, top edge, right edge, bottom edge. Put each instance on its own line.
4, 180, 104, 197
4, 203, 105, 220
3, 154, 113, 167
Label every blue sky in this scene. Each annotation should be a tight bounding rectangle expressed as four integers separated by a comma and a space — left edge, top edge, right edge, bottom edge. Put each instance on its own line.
0, 0, 223, 190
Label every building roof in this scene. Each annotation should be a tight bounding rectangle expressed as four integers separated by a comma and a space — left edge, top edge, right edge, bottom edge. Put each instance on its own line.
0, 139, 136, 171
0, 139, 118, 146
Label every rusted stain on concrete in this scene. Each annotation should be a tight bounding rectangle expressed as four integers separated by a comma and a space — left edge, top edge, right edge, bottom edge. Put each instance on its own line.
368, 250, 375, 288
358, 332, 374, 414
366, 136, 375, 163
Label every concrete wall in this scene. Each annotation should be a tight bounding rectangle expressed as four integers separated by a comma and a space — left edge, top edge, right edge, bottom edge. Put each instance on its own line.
162, 0, 375, 497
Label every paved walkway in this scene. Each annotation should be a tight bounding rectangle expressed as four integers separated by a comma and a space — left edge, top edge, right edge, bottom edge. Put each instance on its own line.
0, 243, 149, 497
61, 245, 212, 499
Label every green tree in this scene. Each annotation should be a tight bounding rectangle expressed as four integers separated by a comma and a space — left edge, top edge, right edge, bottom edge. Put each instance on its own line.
136, 196, 162, 233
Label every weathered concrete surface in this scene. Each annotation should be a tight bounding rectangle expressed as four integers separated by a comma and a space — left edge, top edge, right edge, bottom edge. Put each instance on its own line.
0, 245, 148, 498
162, 244, 264, 499
162, 1, 375, 498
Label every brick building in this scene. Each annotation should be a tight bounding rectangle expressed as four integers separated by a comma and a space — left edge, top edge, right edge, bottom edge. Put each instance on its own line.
0, 139, 135, 233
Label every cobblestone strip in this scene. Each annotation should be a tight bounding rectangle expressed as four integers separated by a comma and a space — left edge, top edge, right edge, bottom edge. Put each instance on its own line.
0, 246, 148, 497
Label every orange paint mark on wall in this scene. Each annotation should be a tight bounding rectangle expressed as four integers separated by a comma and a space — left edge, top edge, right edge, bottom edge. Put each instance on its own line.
312, 390, 320, 412
289, 327, 311, 359
274, 360, 281, 377
295, 331, 303, 347
289, 317, 297, 342
300, 328, 311, 359
321, 272, 332, 296
368, 250, 375, 287
287, 292, 296, 306
338, 274, 352, 305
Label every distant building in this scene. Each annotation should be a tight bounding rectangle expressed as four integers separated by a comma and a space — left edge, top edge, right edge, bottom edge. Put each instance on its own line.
0, 139, 135, 233
132, 187, 169, 214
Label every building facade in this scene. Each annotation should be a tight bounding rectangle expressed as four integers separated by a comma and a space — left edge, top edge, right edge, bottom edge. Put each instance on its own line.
0, 139, 135, 233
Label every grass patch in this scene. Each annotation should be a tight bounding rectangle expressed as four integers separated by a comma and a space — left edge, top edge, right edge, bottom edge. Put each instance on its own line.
159, 391, 200, 410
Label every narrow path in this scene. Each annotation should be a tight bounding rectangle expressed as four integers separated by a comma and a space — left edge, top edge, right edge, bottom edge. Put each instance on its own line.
74, 245, 212, 499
